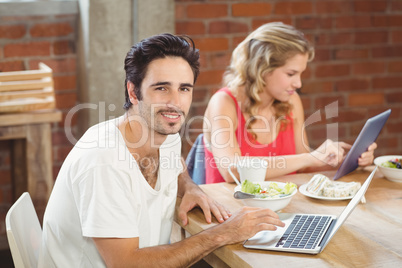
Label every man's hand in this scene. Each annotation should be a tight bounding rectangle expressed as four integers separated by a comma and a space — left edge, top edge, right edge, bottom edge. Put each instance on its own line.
178, 158, 231, 226
178, 184, 231, 226
207, 206, 285, 245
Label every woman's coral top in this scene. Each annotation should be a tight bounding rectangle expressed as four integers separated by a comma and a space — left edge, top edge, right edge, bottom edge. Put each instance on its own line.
204, 87, 296, 184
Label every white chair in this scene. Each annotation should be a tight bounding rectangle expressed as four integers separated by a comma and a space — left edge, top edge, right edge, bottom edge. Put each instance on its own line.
5, 192, 42, 268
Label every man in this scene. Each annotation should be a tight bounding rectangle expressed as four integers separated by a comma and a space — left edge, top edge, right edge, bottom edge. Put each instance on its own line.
39, 33, 284, 267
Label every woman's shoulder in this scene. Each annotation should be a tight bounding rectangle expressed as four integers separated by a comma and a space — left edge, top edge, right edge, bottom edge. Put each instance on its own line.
212, 87, 236, 101
204, 88, 240, 134
207, 88, 238, 115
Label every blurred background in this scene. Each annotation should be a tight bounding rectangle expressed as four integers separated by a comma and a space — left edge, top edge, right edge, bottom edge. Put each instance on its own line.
0, 0, 401, 265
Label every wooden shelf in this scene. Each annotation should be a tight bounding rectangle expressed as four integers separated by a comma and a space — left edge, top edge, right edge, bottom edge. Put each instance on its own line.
0, 63, 56, 113
0, 109, 62, 128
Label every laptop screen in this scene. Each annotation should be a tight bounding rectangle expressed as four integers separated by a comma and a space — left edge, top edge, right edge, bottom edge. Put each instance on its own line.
320, 167, 377, 252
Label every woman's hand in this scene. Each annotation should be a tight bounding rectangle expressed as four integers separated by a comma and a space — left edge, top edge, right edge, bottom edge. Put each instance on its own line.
358, 142, 377, 166
309, 139, 352, 168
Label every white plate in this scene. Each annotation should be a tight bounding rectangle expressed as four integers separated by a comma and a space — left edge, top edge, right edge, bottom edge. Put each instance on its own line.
299, 184, 353, 201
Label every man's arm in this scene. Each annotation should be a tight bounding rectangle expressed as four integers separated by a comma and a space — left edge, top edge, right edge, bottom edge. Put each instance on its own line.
93, 206, 284, 267
93, 228, 223, 268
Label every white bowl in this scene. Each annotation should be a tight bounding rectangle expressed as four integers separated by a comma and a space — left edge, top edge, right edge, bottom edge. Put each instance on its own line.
374, 155, 402, 183
234, 181, 297, 212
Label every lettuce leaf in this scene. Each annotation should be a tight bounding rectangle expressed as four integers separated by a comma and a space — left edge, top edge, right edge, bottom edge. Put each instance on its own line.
241, 180, 261, 194
283, 182, 297, 194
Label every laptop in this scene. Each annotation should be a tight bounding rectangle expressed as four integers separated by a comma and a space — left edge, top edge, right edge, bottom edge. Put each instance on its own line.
332, 109, 390, 180
243, 167, 377, 254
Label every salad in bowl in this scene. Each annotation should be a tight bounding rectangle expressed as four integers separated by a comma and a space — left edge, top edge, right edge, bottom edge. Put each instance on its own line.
234, 180, 297, 211
374, 155, 402, 183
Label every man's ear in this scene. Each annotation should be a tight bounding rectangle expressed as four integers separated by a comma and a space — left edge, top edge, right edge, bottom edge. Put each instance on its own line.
127, 81, 139, 105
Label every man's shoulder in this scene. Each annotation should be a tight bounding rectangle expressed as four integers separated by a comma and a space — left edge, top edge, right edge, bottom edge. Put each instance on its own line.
76, 119, 121, 148
65, 118, 129, 167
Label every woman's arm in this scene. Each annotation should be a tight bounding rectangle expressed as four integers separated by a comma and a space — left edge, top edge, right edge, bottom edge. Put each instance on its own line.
203, 91, 243, 182
292, 93, 352, 172
291, 92, 310, 155
292, 93, 376, 172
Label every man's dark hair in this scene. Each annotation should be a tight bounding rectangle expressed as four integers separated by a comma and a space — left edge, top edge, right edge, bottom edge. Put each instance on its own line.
123, 33, 200, 110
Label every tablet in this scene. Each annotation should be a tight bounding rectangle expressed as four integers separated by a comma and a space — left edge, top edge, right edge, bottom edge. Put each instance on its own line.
333, 109, 391, 180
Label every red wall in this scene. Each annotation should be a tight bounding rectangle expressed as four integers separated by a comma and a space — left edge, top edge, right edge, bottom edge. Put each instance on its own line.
175, 0, 402, 156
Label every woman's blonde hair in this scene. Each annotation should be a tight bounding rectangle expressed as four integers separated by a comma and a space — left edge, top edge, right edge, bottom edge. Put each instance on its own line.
223, 22, 314, 136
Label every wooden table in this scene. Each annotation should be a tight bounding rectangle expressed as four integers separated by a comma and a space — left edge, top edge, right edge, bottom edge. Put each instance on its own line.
172, 167, 402, 267
0, 110, 62, 202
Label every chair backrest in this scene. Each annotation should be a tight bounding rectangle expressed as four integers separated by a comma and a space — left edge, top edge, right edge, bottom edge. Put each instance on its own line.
5, 192, 42, 268
185, 134, 206, 184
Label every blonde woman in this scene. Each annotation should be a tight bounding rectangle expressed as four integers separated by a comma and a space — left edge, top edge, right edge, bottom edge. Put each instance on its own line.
202, 22, 376, 184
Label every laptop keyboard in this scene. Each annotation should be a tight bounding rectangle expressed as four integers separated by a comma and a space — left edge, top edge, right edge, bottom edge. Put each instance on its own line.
275, 215, 331, 249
